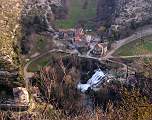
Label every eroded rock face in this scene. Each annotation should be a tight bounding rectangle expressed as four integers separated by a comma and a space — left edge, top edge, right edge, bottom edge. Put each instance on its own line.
0, 0, 24, 87
22, 0, 58, 32
96, 0, 152, 34
96, 0, 116, 26
115, 0, 152, 27
13, 87, 29, 105
0, 0, 64, 86
0, 0, 62, 84
21, 0, 63, 54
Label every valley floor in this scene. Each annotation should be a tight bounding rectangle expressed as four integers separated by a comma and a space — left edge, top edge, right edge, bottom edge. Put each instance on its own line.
24, 25, 152, 73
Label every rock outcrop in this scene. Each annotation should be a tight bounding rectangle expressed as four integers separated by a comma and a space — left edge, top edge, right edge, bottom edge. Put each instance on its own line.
96, 0, 152, 36
0, 0, 63, 83
21, 0, 58, 32
96, 0, 116, 26
13, 87, 29, 105
21, 0, 63, 54
0, 0, 24, 87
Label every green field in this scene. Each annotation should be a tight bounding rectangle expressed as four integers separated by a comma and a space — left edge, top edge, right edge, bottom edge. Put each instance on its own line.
27, 52, 70, 72
36, 36, 47, 51
55, 0, 96, 28
114, 36, 152, 56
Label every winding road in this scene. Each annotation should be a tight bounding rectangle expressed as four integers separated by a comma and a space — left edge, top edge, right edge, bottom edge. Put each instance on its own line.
24, 26, 152, 87
105, 26, 152, 58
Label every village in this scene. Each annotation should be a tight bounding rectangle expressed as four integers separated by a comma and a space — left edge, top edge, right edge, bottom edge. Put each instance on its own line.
52, 27, 108, 57
48, 27, 138, 93
0, 0, 152, 119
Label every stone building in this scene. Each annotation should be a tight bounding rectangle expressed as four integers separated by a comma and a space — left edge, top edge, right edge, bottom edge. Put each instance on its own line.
92, 43, 108, 57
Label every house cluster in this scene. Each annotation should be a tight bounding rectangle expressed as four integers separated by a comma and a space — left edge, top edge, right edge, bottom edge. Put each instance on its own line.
91, 42, 108, 57
54, 28, 108, 57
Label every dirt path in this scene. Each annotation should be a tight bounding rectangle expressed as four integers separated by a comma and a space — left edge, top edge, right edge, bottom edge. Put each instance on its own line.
112, 54, 152, 59
24, 26, 152, 87
24, 48, 152, 87
24, 49, 79, 87
24, 49, 60, 87
105, 26, 152, 58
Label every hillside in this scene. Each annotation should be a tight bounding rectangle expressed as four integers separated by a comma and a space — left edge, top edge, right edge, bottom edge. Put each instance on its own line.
96, 0, 152, 37
55, 0, 96, 28
0, 0, 24, 87
0, 0, 60, 85
0, 0, 152, 120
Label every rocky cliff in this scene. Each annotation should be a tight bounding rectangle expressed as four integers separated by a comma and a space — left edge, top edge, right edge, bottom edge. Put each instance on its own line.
96, 0, 152, 36
0, 0, 24, 87
21, 0, 63, 54
21, 0, 66, 32
22, 0, 58, 32
96, 0, 116, 26
0, 0, 60, 86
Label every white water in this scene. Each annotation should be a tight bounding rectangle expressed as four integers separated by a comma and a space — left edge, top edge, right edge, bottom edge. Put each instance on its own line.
77, 69, 105, 93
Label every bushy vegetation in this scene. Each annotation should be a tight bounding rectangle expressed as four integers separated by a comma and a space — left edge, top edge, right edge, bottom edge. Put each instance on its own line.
27, 52, 70, 72
0, 0, 25, 86
0, 1, 152, 120
21, 1, 53, 54
0, 0, 22, 67
25, 56, 152, 120
1, 59, 152, 120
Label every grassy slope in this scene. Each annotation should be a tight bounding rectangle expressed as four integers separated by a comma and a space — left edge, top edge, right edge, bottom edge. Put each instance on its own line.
27, 54, 51, 72
55, 0, 96, 28
114, 36, 152, 56
27, 52, 70, 72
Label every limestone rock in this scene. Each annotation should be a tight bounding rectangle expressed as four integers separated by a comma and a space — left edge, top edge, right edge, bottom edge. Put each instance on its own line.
0, 0, 24, 87
13, 87, 29, 105
22, 0, 62, 32
96, 0, 152, 36
21, 0, 62, 54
